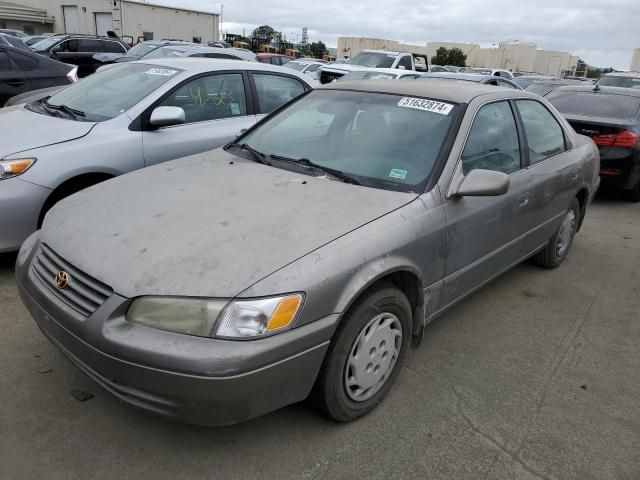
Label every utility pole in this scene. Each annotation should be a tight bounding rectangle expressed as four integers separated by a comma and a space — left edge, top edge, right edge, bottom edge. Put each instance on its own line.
219, 4, 223, 41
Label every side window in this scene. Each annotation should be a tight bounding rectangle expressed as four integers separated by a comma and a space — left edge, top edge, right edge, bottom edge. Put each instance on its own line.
270, 57, 279, 65
516, 100, 566, 163
103, 41, 125, 53
253, 73, 305, 114
305, 64, 320, 73
279, 57, 290, 65
158, 73, 247, 124
59, 39, 79, 52
9, 51, 37, 71
461, 101, 521, 175
397, 55, 413, 70
0, 51, 11, 70
79, 39, 104, 52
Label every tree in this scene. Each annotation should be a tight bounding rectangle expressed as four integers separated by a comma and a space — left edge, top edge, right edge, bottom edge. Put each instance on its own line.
431, 47, 467, 67
251, 25, 276, 43
309, 41, 327, 58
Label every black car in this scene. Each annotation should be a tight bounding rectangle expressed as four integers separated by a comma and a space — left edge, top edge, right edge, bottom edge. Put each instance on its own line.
0, 33, 31, 51
547, 85, 640, 202
0, 45, 77, 106
30, 34, 129, 77
525, 80, 584, 97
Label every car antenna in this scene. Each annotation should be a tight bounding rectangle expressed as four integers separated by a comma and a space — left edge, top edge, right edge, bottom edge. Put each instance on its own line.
593, 83, 600, 92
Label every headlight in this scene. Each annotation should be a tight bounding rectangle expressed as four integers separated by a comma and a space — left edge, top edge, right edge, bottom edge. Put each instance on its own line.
0, 158, 36, 180
127, 297, 229, 336
126, 293, 303, 339
215, 294, 303, 338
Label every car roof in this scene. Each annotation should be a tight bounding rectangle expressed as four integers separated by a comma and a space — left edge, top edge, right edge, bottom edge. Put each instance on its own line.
360, 49, 401, 55
421, 72, 495, 82
320, 78, 529, 103
256, 53, 289, 58
134, 57, 311, 76
601, 71, 640, 77
551, 85, 640, 97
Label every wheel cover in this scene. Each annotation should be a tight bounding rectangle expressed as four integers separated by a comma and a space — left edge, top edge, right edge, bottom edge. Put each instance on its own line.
344, 312, 403, 402
556, 208, 576, 257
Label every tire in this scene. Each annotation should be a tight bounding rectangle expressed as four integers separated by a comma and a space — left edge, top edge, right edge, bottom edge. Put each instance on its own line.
311, 283, 412, 422
532, 198, 580, 269
622, 181, 640, 203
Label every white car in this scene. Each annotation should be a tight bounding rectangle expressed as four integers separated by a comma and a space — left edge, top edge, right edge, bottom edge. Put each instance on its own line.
283, 59, 326, 78
461, 67, 514, 79
0, 58, 317, 252
338, 68, 422, 81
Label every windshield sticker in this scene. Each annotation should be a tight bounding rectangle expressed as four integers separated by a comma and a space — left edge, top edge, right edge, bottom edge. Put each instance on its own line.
389, 169, 408, 180
230, 103, 241, 115
145, 68, 178, 76
397, 97, 453, 115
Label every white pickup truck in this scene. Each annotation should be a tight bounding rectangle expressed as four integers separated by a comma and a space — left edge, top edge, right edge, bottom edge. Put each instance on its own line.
319, 49, 429, 84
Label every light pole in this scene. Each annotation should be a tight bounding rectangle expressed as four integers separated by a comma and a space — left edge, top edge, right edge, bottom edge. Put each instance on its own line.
219, 4, 224, 42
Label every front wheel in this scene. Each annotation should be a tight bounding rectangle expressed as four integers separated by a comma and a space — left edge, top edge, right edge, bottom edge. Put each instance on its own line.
310, 284, 412, 422
532, 198, 580, 269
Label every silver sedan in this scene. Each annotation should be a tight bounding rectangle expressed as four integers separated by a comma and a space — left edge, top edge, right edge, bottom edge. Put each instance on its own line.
17, 80, 599, 426
0, 58, 317, 252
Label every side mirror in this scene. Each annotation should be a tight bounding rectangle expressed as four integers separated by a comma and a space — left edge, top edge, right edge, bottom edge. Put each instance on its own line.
451, 169, 510, 197
236, 128, 247, 137
149, 106, 185, 128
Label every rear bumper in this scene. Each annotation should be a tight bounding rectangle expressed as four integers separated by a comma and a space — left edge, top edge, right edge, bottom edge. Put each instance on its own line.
16, 239, 338, 426
0, 177, 50, 253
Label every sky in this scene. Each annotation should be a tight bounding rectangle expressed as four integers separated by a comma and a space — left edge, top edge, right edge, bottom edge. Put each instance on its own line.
150, 0, 638, 69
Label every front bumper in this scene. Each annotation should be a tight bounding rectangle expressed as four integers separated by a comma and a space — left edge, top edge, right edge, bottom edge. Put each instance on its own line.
16, 240, 338, 426
0, 177, 50, 253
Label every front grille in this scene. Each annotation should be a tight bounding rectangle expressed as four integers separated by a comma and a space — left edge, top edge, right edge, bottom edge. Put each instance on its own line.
320, 70, 345, 84
31, 244, 112, 316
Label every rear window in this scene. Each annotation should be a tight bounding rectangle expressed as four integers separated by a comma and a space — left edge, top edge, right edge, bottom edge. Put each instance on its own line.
546, 91, 640, 120
596, 75, 640, 88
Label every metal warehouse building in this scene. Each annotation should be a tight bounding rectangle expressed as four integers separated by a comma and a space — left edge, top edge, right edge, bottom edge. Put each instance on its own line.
0, 0, 220, 44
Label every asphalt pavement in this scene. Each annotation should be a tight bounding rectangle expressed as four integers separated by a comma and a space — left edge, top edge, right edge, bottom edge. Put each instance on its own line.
1, 195, 638, 480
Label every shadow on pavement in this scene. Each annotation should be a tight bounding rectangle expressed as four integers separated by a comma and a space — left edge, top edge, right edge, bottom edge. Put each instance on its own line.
0, 252, 17, 271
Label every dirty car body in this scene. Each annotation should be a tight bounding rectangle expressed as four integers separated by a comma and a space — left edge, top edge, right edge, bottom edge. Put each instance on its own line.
17, 80, 600, 426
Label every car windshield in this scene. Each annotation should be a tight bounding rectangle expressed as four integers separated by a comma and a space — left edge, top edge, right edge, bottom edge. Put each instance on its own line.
144, 47, 188, 58
513, 78, 538, 88
128, 42, 160, 57
238, 89, 458, 192
547, 91, 640, 120
40, 63, 182, 121
348, 52, 397, 68
596, 75, 640, 88
31, 36, 61, 51
341, 71, 397, 81
525, 83, 563, 96
283, 61, 306, 71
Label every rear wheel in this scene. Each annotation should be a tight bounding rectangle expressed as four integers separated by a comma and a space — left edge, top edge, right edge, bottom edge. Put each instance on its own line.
622, 181, 640, 203
532, 198, 580, 269
311, 284, 411, 422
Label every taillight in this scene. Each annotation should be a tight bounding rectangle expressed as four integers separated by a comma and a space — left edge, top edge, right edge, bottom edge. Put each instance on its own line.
66, 66, 78, 83
592, 130, 639, 148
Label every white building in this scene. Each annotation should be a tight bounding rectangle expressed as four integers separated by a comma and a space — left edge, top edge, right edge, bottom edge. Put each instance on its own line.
0, 0, 219, 44
631, 48, 640, 72
337, 36, 579, 76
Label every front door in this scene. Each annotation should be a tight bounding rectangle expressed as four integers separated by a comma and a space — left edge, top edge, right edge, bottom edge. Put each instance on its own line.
142, 72, 256, 166
441, 100, 532, 307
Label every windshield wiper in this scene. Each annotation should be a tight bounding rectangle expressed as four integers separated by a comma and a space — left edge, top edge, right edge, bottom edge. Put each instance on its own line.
43, 99, 85, 119
271, 155, 361, 185
225, 143, 272, 166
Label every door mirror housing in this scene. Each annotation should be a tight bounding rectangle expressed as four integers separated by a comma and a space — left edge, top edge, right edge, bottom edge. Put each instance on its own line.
149, 106, 185, 128
451, 169, 510, 197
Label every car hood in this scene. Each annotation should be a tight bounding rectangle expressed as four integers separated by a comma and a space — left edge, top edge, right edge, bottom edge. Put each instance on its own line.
93, 52, 128, 63
0, 107, 95, 158
41, 150, 417, 298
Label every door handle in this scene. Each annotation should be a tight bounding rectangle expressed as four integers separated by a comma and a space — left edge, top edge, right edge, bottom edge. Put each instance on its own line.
6, 81, 25, 87
518, 192, 531, 208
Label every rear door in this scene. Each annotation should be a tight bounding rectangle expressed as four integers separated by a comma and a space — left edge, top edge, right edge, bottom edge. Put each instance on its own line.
0, 48, 30, 105
142, 71, 256, 166
515, 99, 582, 254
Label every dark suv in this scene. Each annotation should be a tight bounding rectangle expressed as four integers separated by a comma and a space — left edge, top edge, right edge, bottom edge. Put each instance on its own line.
31, 34, 129, 77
